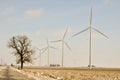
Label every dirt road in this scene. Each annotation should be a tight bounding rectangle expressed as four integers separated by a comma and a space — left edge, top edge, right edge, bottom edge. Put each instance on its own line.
0, 66, 34, 80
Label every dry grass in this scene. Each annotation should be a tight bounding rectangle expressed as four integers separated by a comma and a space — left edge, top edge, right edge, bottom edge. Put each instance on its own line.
23, 67, 120, 80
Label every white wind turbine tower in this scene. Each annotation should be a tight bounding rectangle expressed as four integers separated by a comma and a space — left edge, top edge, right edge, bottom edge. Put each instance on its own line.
72, 8, 109, 69
43, 38, 57, 66
52, 28, 71, 67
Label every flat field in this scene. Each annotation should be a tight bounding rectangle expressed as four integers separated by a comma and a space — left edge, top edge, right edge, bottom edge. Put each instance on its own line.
23, 67, 120, 80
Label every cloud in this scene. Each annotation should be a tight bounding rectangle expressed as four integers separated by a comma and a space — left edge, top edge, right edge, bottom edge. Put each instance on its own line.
24, 9, 44, 19
1, 8, 45, 24
0, 7, 14, 16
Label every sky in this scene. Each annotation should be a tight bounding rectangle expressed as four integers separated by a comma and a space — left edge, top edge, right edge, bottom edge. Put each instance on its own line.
0, 0, 120, 68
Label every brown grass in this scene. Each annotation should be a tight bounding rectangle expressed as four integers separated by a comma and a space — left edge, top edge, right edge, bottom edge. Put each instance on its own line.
23, 67, 120, 80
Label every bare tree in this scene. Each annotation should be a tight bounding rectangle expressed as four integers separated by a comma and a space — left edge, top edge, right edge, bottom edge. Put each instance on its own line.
8, 35, 35, 69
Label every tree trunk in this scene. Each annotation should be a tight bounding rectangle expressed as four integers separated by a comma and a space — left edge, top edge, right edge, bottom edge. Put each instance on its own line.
21, 61, 23, 69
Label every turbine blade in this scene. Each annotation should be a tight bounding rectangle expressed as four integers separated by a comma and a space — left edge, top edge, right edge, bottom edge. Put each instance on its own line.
64, 42, 71, 50
41, 47, 48, 53
50, 46, 57, 49
72, 27, 90, 37
41, 47, 47, 51
51, 40, 62, 43
34, 47, 44, 51
63, 27, 69, 39
92, 27, 109, 39
90, 8, 92, 26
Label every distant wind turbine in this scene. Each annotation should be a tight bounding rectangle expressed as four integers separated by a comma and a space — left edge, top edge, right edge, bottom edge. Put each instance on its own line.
43, 38, 57, 66
35, 47, 45, 66
72, 8, 109, 69
52, 28, 71, 67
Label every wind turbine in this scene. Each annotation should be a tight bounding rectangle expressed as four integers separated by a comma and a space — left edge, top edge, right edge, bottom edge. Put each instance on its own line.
35, 47, 45, 66
72, 8, 108, 69
43, 38, 57, 66
52, 28, 71, 67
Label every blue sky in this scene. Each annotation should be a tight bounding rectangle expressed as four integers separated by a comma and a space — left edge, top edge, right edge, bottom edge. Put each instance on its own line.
0, 0, 120, 68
